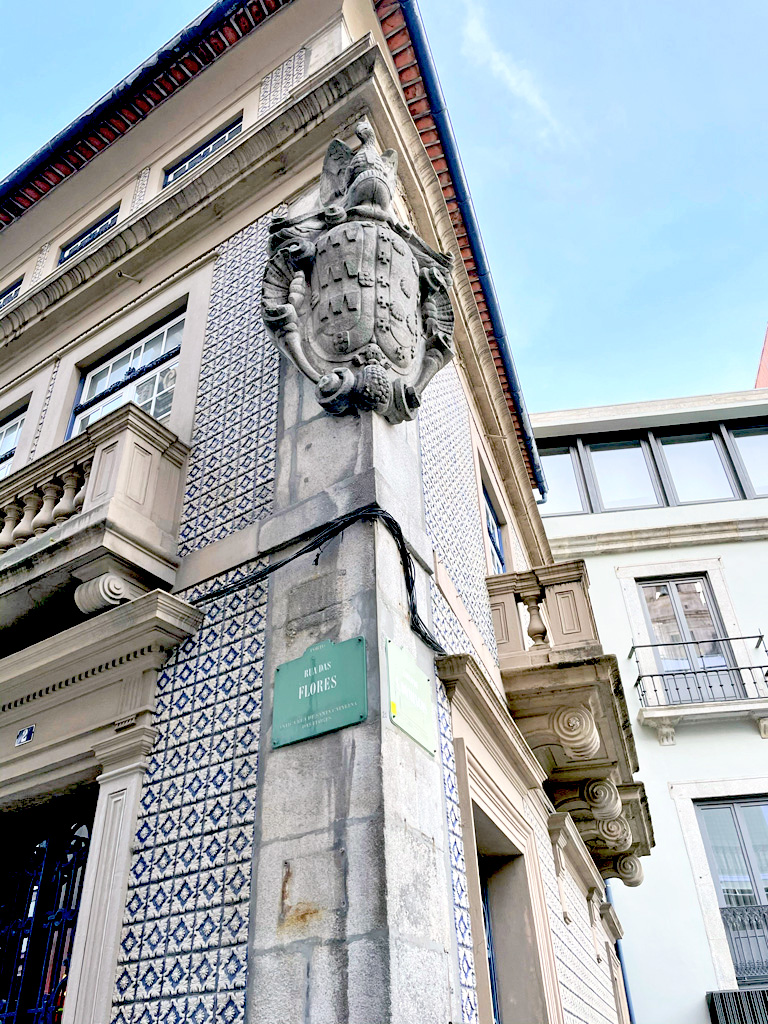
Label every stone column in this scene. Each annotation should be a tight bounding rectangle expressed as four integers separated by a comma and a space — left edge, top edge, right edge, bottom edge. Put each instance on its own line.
246, 366, 459, 1024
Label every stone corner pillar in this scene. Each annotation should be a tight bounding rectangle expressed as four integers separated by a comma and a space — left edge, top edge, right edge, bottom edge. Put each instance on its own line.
246, 366, 460, 1024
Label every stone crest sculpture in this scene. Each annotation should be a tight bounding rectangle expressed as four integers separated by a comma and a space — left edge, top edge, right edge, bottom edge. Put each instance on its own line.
262, 121, 455, 423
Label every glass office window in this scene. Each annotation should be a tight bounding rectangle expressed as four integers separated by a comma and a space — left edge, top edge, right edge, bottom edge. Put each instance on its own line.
0, 410, 25, 481
588, 441, 660, 510
539, 449, 587, 515
73, 315, 184, 434
660, 434, 735, 503
732, 428, 768, 496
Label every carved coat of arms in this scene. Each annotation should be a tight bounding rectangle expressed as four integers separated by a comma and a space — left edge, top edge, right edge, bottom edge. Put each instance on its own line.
262, 121, 455, 423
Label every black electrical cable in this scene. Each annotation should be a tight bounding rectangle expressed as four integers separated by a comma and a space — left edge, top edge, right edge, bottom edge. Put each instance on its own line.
189, 502, 446, 655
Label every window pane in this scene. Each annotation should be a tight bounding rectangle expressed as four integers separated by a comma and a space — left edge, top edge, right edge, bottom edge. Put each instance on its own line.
741, 804, 768, 902
699, 805, 756, 906
733, 428, 768, 496
589, 441, 659, 510
164, 320, 184, 351
85, 366, 109, 401
661, 435, 735, 502
141, 333, 163, 363
540, 450, 585, 515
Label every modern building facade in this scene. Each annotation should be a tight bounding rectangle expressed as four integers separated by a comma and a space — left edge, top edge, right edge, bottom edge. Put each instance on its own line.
534, 388, 768, 1024
0, 3, 652, 1022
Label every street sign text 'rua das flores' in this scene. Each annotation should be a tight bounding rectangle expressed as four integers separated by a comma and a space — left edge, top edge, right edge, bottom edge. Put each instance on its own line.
272, 636, 367, 747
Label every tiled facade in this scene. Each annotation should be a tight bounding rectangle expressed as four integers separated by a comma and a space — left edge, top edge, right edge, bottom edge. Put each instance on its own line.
420, 362, 498, 661
178, 215, 279, 557
257, 49, 307, 116
530, 816, 620, 1024
111, 212, 280, 1023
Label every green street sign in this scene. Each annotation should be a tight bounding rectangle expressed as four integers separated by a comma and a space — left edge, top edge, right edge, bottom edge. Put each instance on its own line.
272, 637, 367, 748
386, 640, 437, 756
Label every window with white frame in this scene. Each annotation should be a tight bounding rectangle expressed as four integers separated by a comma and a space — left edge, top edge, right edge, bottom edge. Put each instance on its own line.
0, 278, 23, 312
696, 798, 768, 987
0, 409, 26, 481
72, 314, 184, 435
58, 208, 120, 266
163, 117, 243, 188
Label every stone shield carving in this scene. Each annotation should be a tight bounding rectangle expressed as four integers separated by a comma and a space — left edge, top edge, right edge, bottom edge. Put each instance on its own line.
262, 121, 455, 423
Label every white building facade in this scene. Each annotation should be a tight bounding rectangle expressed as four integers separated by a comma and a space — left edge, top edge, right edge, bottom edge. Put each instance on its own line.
533, 388, 768, 1024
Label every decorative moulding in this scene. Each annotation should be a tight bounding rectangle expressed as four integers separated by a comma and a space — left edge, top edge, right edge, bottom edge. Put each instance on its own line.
0, 591, 202, 807
548, 516, 768, 559
436, 652, 546, 792
638, 698, 768, 744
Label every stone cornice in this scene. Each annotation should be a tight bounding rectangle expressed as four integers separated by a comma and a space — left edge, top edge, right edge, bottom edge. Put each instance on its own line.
0, 589, 203, 707
548, 515, 768, 558
437, 652, 546, 791
0, 38, 380, 351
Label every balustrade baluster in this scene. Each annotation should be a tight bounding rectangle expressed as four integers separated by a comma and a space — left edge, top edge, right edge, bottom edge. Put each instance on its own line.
12, 491, 43, 545
0, 501, 23, 550
52, 468, 81, 523
73, 459, 91, 512
31, 480, 62, 536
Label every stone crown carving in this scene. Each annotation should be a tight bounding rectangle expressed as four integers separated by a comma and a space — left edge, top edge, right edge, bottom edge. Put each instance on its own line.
262, 120, 455, 423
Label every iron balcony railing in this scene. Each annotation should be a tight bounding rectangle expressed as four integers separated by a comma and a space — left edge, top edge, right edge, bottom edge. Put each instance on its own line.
631, 635, 768, 707
721, 905, 768, 987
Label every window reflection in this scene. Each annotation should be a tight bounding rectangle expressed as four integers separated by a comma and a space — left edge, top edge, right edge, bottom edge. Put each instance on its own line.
660, 434, 735, 503
733, 428, 768, 496
589, 441, 660, 510
539, 449, 586, 515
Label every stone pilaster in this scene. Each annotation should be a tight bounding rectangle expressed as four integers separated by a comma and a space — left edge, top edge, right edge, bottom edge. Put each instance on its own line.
246, 365, 459, 1023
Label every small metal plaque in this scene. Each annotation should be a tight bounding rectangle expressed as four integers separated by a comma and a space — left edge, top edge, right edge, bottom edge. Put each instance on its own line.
15, 725, 35, 747
387, 640, 437, 755
273, 637, 367, 748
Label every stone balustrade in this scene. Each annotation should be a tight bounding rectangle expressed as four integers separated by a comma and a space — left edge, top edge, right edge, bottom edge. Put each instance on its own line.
0, 404, 190, 622
487, 559, 603, 670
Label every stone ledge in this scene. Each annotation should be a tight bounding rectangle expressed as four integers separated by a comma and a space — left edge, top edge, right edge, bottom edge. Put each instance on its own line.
638, 698, 768, 745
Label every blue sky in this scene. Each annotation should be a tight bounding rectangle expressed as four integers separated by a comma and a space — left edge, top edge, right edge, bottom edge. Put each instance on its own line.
1, 0, 765, 410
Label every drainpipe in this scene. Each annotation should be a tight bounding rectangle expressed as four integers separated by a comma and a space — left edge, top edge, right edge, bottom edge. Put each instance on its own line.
399, 0, 547, 499
605, 879, 637, 1024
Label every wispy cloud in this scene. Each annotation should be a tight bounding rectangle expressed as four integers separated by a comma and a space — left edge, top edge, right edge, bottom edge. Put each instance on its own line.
462, 8, 564, 143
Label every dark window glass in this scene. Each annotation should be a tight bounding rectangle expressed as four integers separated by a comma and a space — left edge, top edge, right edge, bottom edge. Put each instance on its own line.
732, 428, 768, 497
0, 278, 22, 311
588, 440, 660, 510
59, 209, 119, 265
483, 488, 505, 574
164, 118, 243, 187
660, 434, 735, 503
539, 448, 587, 515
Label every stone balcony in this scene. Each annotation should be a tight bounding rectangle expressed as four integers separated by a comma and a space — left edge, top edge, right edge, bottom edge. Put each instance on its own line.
0, 405, 189, 639
486, 561, 654, 885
